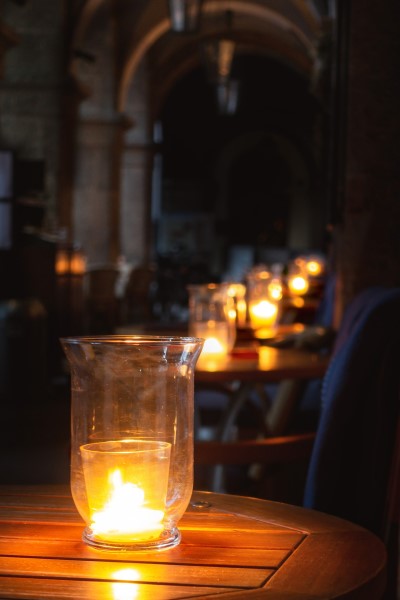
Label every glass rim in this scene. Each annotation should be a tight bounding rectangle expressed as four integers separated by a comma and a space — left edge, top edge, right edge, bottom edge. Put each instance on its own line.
60, 334, 204, 346
80, 439, 172, 455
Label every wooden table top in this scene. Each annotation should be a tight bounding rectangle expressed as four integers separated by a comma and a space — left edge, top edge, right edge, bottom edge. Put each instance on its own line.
0, 485, 387, 599
195, 344, 329, 383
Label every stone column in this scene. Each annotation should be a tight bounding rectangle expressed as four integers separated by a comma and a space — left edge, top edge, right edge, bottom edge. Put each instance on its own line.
73, 114, 129, 265
57, 75, 90, 239
0, 19, 18, 78
119, 143, 153, 267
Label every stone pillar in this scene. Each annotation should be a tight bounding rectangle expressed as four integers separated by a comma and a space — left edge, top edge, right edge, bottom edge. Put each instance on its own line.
58, 75, 90, 239
73, 114, 128, 265
338, 0, 400, 310
0, 19, 18, 78
119, 56, 153, 267
120, 143, 153, 267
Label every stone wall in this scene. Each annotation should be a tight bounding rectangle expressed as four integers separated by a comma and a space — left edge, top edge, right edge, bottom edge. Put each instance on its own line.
0, 0, 64, 224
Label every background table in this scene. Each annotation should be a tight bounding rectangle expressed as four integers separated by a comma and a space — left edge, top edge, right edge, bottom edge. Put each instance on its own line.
195, 344, 329, 383
0, 485, 387, 599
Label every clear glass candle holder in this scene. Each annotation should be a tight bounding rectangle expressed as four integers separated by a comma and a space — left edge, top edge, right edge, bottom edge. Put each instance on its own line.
246, 268, 282, 333
187, 283, 236, 357
61, 335, 203, 552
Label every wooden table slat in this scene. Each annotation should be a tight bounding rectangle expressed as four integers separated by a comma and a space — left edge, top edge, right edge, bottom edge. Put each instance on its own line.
0, 538, 291, 568
0, 521, 304, 551
0, 556, 273, 588
0, 577, 237, 600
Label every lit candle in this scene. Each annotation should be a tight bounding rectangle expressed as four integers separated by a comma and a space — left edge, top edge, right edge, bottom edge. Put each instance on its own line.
80, 439, 171, 545
304, 255, 325, 277
249, 299, 279, 330
288, 274, 309, 296
268, 277, 283, 301
227, 283, 247, 327
194, 320, 230, 357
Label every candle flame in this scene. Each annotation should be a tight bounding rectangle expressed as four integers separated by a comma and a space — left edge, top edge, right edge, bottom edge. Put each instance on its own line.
288, 275, 309, 295
306, 260, 322, 276
249, 299, 279, 330
268, 280, 283, 301
203, 336, 225, 354
252, 300, 278, 319
90, 469, 164, 542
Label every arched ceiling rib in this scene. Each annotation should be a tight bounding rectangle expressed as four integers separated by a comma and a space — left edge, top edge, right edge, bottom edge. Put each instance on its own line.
118, 1, 323, 112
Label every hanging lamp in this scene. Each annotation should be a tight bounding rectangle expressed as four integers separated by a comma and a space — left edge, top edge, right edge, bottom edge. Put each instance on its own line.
168, 0, 203, 33
201, 9, 235, 84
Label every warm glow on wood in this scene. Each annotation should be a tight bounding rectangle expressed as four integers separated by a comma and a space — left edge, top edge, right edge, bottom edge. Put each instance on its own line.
112, 569, 140, 600
90, 469, 165, 543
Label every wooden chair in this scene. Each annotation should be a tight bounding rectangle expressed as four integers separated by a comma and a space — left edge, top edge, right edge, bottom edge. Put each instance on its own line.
195, 431, 315, 468
122, 264, 156, 323
84, 265, 119, 333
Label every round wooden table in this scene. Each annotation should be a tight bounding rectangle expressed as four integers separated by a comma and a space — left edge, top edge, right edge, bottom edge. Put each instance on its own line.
0, 485, 387, 599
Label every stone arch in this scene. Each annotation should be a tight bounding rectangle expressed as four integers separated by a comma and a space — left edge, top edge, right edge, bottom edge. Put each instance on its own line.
214, 130, 318, 254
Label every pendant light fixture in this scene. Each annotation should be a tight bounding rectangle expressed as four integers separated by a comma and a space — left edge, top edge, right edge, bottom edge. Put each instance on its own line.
168, 0, 203, 33
201, 9, 235, 84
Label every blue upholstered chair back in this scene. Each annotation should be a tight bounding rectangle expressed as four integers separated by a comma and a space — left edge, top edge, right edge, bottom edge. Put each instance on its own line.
303, 286, 400, 536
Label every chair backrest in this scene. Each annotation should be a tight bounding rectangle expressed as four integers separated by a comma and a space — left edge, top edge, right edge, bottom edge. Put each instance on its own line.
85, 266, 119, 301
303, 286, 400, 538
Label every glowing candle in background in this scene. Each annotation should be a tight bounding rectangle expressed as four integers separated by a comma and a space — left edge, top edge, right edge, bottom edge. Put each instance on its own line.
227, 282, 247, 328
287, 256, 311, 297
268, 277, 283, 301
195, 320, 230, 357
287, 273, 309, 296
188, 283, 236, 355
248, 298, 279, 329
306, 258, 323, 277
246, 265, 282, 332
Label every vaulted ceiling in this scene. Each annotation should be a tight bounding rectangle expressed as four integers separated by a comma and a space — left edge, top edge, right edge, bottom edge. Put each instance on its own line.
70, 0, 332, 116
